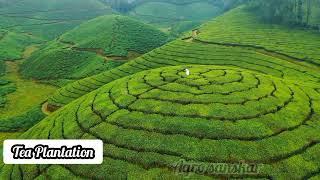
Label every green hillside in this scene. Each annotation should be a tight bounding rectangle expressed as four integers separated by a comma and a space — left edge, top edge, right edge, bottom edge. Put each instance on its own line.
2, 64, 320, 179
0, 61, 4, 76
196, 6, 320, 65
129, 1, 222, 35
48, 6, 320, 108
1, 2, 320, 179
0, 31, 43, 61
20, 15, 169, 80
0, 0, 114, 65
61, 15, 169, 56
0, 0, 113, 39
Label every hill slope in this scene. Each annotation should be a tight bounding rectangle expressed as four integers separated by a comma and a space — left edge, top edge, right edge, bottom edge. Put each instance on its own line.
48, 7, 320, 109
129, 1, 222, 36
2, 65, 320, 179
0, 0, 113, 62
196, 6, 320, 65
20, 15, 169, 80
2, 5, 320, 179
0, 31, 43, 61
0, 0, 113, 39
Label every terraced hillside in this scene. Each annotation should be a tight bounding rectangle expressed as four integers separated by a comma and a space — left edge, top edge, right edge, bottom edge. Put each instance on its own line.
1, 3, 320, 179
20, 15, 168, 80
48, 35, 320, 109
48, 6, 320, 109
0, 0, 114, 63
129, 1, 222, 35
0, 0, 113, 39
1, 65, 320, 179
196, 6, 320, 66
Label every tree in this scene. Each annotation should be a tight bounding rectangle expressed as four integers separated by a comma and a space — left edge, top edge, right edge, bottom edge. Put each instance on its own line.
297, 0, 303, 24
306, 0, 312, 25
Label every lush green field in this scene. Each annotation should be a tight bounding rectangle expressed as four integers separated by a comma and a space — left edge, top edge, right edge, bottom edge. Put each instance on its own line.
0, 0, 114, 39
0, 0, 114, 67
0, 31, 43, 61
129, 1, 222, 35
61, 15, 169, 56
48, 7, 320, 108
196, 6, 320, 66
0, 60, 57, 119
1, 2, 320, 179
2, 65, 320, 179
20, 15, 168, 80
49, 37, 320, 108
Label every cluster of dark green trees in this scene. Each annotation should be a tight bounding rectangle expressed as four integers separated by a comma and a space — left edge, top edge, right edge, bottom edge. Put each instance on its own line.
247, 0, 320, 28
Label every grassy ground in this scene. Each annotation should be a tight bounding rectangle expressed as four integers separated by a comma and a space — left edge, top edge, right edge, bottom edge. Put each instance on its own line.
3, 65, 320, 179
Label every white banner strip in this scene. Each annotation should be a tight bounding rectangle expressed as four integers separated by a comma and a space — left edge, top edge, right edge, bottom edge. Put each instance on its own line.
3, 140, 103, 164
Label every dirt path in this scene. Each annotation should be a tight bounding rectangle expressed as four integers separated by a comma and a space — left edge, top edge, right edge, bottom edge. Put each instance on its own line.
41, 102, 52, 115
58, 31, 139, 62
184, 29, 199, 42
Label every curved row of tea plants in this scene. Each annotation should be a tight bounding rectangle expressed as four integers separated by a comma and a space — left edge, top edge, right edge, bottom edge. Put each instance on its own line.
0, 105, 45, 132
2, 65, 320, 179
48, 39, 320, 108
196, 6, 320, 66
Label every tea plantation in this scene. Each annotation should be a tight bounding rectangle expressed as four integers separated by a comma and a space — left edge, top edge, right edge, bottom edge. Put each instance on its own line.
0, 0, 113, 39
2, 65, 320, 179
196, 6, 320, 66
48, 6, 320, 108
48, 37, 320, 108
20, 15, 168, 80
1, 2, 320, 179
61, 15, 168, 56
0, 31, 43, 61
129, 1, 222, 36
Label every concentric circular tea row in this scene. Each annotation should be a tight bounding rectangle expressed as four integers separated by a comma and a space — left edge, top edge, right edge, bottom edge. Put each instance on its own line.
3, 65, 319, 179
